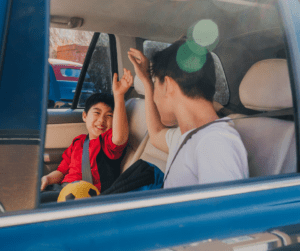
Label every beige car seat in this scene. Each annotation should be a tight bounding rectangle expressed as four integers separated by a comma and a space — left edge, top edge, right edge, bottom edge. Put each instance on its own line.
230, 59, 296, 177
122, 75, 169, 173
121, 76, 148, 172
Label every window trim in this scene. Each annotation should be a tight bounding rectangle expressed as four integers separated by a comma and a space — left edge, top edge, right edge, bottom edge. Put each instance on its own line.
0, 0, 13, 86
71, 32, 100, 109
109, 34, 118, 82
278, 0, 300, 172
1, 174, 300, 228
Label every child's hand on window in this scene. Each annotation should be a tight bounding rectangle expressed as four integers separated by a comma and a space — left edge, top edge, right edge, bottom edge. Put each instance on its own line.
112, 68, 133, 97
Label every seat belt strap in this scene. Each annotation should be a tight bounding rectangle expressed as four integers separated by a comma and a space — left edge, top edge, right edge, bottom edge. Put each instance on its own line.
162, 107, 294, 187
82, 135, 94, 184
231, 107, 294, 119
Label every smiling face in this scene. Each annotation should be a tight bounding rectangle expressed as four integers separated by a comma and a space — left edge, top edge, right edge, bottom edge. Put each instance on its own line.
82, 102, 113, 140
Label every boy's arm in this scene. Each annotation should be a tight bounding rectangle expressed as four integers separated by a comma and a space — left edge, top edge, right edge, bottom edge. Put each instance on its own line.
112, 68, 133, 146
41, 170, 64, 191
40, 138, 76, 191
128, 48, 169, 153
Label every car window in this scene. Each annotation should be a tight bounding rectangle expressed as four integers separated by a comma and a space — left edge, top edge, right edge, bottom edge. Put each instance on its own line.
143, 40, 171, 60
2, 3, 300, 247
77, 33, 112, 108
48, 28, 93, 108
43, 1, 297, 203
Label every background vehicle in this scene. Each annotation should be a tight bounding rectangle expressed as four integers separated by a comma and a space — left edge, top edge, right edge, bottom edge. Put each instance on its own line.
1, 0, 300, 250
48, 58, 95, 108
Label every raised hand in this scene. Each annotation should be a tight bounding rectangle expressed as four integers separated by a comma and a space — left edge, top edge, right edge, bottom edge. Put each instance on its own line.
128, 48, 151, 82
113, 68, 134, 96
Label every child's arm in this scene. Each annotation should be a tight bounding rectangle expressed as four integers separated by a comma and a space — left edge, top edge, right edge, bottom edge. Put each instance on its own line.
41, 170, 64, 191
128, 48, 169, 153
40, 137, 76, 191
112, 68, 133, 146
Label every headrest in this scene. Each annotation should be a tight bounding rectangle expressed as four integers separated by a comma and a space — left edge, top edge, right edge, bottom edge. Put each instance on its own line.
239, 59, 293, 111
134, 75, 145, 96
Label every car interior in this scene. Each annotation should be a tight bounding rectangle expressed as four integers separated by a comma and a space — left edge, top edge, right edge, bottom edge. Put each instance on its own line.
43, 0, 297, 204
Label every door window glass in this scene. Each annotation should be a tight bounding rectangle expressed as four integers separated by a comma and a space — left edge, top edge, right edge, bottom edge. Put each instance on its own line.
78, 33, 112, 108
48, 28, 93, 108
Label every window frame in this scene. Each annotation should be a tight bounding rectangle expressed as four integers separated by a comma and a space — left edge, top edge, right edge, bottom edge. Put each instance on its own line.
71, 32, 100, 109
0, 0, 12, 84
71, 33, 117, 109
1, 2, 300, 249
44, 0, 300, 210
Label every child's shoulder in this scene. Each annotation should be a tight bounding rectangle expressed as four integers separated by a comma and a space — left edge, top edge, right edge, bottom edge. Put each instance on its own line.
71, 134, 87, 145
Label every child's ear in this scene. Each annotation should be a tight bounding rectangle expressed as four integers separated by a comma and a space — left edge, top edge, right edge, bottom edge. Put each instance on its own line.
82, 111, 87, 122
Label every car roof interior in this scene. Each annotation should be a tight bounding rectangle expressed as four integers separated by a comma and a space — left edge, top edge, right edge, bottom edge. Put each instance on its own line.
50, 0, 278, 43
50, 0, 284, 113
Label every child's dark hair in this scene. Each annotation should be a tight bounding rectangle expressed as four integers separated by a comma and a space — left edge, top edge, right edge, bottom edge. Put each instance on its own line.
150, 39, 216, 102
84, 93, 114, 114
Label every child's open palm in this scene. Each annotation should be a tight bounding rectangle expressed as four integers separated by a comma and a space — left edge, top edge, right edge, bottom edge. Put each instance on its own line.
113, 68, 133, 96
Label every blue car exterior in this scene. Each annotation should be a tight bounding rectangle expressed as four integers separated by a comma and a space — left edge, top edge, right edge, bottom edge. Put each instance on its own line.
1, 1, 300, 251
48, 62, 62, 104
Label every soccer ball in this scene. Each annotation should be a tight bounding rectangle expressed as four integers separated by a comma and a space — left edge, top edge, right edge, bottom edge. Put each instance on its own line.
57, 181, 100, 202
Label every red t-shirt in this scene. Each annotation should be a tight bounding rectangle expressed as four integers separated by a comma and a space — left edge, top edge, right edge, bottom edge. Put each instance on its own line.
57, 128, 127, 192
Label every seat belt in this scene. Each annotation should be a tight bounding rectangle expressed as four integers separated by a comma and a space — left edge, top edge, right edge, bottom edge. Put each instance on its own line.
163, 107, 294, 187
82, 135, 94, 184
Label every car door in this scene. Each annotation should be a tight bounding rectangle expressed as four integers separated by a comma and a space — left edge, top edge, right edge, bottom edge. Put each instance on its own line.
0, 0, 48, 212
1, 1, 300, 251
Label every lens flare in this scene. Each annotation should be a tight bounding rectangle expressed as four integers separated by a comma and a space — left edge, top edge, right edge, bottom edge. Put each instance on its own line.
176, 19, 219, 73
189, 19, 219, 52
176, 42, 207, 73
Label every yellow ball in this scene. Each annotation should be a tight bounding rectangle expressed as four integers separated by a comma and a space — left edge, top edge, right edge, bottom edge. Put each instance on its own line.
57, 181, 100, 202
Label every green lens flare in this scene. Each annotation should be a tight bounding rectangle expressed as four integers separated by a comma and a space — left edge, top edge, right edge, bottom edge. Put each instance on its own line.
176, 42, 207, 73
186, 39, 207, 56
176, 19, 218, 73
189, 19, 219, 52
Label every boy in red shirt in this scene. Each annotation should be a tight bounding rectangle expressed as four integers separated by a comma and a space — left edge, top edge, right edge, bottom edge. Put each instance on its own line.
41, 69, 133, 193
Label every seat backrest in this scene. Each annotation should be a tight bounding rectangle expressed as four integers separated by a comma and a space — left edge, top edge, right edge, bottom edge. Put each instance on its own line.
122, 75, 169, 173
121, 76, 148, 172
229, 59, 296, 177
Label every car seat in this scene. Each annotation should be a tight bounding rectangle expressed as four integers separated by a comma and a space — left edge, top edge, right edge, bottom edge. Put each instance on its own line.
122, 75, 169, 173
229, 59, 296, 177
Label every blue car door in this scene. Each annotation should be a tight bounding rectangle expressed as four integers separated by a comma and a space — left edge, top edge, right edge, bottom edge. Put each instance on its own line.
0, 0, 48, 211
1, 1, 300, 251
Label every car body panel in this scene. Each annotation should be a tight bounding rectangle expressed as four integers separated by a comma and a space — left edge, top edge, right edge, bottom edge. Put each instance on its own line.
0, 0, 49, 212
1, 0, 300, 250
1, 175, 300, 250
0, 0, 9, 61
